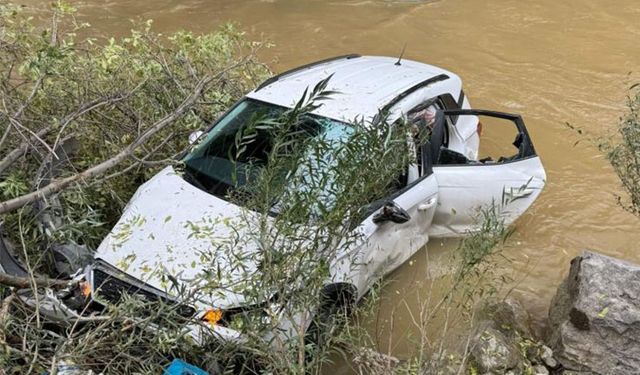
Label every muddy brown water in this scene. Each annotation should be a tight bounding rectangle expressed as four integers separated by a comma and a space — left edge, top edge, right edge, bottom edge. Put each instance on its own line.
16, 0, 640, 369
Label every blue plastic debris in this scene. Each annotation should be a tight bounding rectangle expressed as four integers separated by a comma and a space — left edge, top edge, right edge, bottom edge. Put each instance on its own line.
164, 359, 209, 375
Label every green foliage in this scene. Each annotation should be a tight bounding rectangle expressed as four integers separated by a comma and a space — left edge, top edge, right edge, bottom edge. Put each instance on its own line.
0, 172, 29, 200
0, 1, 269, 249
3, 291, 213, 374
602, 85, 640, 216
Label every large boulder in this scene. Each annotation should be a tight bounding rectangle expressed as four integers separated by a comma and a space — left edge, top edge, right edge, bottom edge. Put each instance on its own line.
548, 251, 640, 374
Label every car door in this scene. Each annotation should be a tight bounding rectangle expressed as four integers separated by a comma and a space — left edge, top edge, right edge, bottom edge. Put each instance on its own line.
354, 163, 439, 293
428, 109, 546, 237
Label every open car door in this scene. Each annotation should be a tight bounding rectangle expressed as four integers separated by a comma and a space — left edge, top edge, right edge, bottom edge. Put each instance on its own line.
429, 109, 546, 237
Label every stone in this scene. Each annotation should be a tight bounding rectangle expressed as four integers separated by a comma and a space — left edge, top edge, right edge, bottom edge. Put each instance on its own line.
533, 365, 549, 375
539, 345, 557, 368
469, 325, 521, 374
522, 340, 542, 365
548, 251, 640, 375
483, 297, 533, 339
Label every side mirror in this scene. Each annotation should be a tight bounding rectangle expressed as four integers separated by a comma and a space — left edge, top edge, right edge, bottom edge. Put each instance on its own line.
188, 130, 204, 145
372, 201, 410, 224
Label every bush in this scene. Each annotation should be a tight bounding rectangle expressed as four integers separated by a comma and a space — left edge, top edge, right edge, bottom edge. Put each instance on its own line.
603, 85, 640, 216
0, 1, 269, 259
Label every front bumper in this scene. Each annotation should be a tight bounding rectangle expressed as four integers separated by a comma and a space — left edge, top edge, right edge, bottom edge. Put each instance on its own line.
16, 283, 248, 345
2, 248, 306, 347
8, 259, 249, 345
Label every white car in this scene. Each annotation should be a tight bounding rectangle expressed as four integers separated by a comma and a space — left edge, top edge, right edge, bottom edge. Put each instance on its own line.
2, 55, 546, 343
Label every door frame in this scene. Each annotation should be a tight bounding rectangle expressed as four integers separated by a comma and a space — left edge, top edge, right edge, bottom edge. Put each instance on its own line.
430, 109, 538, 165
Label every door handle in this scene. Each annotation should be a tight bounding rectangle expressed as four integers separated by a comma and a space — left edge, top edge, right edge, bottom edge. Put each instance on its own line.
418, 197, 437, 212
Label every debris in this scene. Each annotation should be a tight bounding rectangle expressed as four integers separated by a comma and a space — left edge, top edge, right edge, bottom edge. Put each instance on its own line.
164, 359, 209, 375
352, 348, 400, 375
51, 360, 93, 375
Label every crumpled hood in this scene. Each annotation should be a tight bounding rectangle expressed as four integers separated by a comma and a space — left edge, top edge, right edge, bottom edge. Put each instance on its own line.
94, 166, 264, 308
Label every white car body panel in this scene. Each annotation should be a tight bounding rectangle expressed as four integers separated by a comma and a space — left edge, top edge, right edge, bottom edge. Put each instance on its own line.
94, 166, 261, 309
430, 156, 546, 237
247, 56, 461, 124
351, 175, 439, 296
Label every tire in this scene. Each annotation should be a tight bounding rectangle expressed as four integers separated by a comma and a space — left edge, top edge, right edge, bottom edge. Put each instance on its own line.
304, 284, 355, 349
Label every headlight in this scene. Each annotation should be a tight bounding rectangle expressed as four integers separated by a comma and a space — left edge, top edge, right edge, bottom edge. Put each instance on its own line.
79, 281, 92, 298
201, 309, 223, 325
200, 304, 276, 331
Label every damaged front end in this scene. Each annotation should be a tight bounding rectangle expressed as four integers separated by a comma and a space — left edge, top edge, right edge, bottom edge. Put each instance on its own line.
0, 236, 245, 344
0, 137, 129, 325
0, 223, 103, 323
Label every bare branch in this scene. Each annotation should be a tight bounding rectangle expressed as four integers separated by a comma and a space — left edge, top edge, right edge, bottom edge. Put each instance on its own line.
0, 76, 212, 215
0, 272, 73, 289
13, 75, 45, 120
8, 116, 57, 159
0, 94, 130, 175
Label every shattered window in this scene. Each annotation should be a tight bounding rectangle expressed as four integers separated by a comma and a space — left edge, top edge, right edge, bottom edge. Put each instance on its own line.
181, 99, 352, 205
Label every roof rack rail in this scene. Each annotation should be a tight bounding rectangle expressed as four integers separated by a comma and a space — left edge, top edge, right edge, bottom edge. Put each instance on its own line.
380, 73, 449, 114
254, 54, 361, 91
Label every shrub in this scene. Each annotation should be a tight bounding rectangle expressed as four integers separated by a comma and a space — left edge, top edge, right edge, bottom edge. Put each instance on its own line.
603, 85, 640, 216
0, 1, 269, 260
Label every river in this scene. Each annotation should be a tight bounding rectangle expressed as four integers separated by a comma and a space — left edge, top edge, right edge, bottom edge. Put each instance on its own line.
15, 0, 640, 370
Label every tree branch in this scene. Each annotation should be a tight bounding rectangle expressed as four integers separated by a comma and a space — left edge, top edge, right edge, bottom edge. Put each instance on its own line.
0, 94, 130, 175
0, 76, 212, 215
0, 272, 72, 289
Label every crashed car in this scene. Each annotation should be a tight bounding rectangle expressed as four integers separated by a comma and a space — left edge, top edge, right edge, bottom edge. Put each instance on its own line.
0, 54, 546, 343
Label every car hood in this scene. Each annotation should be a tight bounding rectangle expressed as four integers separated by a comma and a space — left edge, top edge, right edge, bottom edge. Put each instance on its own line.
94, 166, 265, 309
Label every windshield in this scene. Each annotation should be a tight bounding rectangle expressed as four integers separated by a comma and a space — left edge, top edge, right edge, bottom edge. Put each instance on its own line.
181, 99, 352, 205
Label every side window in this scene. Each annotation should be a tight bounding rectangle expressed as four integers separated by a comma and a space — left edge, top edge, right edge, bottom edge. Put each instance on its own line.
433, 112, 533, 166
474, 114, 523, 163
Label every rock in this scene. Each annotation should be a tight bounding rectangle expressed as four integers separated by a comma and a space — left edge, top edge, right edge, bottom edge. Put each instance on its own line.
548, 251, 640, 375
532, 365, 549, 375
482, 297, 533, 339
421, 350, 461, 375
539, 345, 557, 368
469, 325, 521, 374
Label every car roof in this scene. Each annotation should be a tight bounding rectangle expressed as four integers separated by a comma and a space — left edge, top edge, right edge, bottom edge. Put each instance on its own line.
246, 55, 461, 123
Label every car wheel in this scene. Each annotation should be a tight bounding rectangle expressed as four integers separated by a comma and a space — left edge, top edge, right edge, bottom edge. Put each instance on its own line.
304, 285, 355, 349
